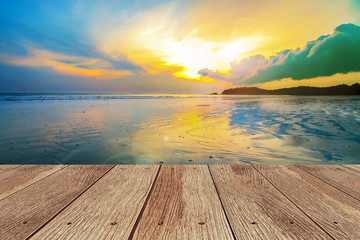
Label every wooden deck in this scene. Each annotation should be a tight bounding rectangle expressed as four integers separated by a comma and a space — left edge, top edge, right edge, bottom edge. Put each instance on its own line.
0, 165, 360, 239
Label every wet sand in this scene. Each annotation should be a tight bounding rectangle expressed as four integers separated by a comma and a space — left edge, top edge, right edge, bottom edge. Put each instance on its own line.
1, 94, 359, 164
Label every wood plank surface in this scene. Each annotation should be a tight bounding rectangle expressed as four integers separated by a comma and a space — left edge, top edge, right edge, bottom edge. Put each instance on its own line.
341, 165, 360, 173
209, 165, 330, 240
31, 165, 159, 240
0, 165, 65, 200
296, 165, 360, 200
0, 165, 113, 240
0, 165, 21, 174
131, 165, 234, 240
254, 165, 360, 239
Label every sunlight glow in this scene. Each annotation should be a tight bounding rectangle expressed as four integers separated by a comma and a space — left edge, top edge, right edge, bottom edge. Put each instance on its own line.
161, 36, 261, 79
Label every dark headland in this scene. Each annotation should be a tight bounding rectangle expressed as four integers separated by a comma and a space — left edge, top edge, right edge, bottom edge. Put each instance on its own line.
222, 83, 360, 95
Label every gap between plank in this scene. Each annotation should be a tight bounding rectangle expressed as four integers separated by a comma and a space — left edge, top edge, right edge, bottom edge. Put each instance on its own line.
251, 165, 335, 240
207, 165, 237, 240
127, 165, 162, 240
295, 166, 360, 202
26, 165, 116, 240
0, 165, 69, 202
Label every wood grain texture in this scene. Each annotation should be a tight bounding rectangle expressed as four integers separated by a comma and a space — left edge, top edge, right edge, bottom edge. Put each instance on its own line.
131, 165, 234, 240
0, 165, 21, 174
209, 165, 330, 240
0, 165, 65, 200
0, 165, 113, 240
341, 165, 360, 173
31, 165, 159, 240
254, 165, 360, 239
296, 165, 360, 200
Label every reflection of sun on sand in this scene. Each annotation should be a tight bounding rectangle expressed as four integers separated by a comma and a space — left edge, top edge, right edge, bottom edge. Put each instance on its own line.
130, 99, 319, 164
131, 104, 249, 164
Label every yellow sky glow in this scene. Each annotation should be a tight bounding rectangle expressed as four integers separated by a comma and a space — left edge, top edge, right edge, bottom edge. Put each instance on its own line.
95, 0, 358, 84
162, 36, 261, 79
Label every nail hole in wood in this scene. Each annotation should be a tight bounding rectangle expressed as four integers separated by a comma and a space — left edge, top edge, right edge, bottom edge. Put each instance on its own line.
23, 221, 27, 224
111, 222, 117, 226
67, 222, 72, 225
333, 221, 338, 224
199, 222, 205, 225
251, 222, 256, 225
290, 221, 294, 224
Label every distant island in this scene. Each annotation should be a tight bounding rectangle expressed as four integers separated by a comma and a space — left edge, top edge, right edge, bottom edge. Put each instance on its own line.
222, 83, 360, 95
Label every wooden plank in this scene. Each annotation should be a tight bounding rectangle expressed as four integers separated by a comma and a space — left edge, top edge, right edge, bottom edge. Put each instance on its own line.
0, 165, 113, 240
341, 165, 360, 173
209, 165, 330, 240
31, 165, 159, 240
297, 165, 360, 200
0, 165, 65, 200
254, 165, 360, 239
131, 165, 233, 240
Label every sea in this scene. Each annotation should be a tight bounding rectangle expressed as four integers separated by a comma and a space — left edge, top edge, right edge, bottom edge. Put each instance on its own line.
1, 93, 359, 164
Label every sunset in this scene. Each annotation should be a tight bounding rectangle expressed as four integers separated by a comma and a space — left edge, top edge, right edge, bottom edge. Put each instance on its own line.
1, 1, 360, 239
1, 0, 359, 93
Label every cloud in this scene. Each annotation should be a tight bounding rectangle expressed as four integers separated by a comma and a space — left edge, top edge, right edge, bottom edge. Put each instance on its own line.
94, 2, 261, 79
199, 23, 360, 85
94, 0, 358, 80
1, 48, 134, 80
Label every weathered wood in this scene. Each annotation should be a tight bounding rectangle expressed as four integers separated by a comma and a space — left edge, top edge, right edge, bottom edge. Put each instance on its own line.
297, 165, 360, 200
1, 164, 360, 239
31, 165, 159, 240
131, 165, 233, 240
341, 165, 360, 173
0, 165, 113, 240
0, 165, 65, 200
209, 165, 330, 240
254, 165, 360, 239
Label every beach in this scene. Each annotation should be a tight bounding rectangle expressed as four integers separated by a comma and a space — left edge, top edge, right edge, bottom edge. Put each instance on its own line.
1, 94, 359, 164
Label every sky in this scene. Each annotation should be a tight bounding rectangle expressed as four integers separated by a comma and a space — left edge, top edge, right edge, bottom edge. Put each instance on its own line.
0, 0, 360, 93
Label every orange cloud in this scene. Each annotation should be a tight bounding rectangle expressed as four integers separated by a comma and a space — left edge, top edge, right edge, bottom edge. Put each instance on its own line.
2, 48, 133, 80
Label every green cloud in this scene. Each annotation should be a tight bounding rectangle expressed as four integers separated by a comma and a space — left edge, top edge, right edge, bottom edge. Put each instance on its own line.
199, 23, 360, 84
245, 23, 360, 84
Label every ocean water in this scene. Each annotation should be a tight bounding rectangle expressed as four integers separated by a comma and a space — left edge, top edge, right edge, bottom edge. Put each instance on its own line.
0, 94, 359, 164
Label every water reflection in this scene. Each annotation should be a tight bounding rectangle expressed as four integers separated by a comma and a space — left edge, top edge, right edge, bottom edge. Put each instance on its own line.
228, 96, 360, 163
0, 95, 359, 164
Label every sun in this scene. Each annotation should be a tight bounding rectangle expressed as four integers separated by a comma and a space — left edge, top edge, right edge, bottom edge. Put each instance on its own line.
161, 35, 261, 79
